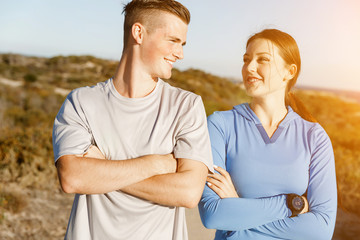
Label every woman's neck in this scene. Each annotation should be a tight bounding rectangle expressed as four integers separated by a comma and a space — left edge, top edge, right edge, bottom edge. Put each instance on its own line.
250, 95, 288, 138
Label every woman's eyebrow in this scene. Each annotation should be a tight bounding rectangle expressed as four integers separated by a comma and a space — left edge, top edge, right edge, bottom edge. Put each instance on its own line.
256, 52, 271, 55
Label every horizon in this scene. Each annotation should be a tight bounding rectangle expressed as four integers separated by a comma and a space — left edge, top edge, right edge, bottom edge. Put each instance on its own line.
1, 0, 360, 92
2, 51, 360, 95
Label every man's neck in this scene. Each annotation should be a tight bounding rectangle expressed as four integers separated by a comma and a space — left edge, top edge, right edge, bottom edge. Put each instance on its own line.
113, 52, 158, 98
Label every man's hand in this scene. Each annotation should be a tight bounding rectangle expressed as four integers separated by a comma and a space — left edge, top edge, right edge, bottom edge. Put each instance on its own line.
206, 165, 239, 199
121, 158, 208, 208
155, 153, 177, 175
80, 145, 105, 159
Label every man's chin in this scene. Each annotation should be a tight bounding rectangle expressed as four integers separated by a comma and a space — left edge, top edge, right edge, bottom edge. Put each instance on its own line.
160, 73, 172, 80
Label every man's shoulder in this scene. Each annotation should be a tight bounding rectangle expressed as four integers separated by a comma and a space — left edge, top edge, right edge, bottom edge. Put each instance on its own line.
161, 80, 201, 103
67, 80, 109, 102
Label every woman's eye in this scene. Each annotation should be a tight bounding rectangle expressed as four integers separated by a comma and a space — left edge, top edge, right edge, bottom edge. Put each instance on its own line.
258, 57, 269, 62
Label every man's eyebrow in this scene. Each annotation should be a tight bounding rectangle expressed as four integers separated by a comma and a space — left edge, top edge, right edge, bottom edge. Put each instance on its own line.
170, 36, 186, 46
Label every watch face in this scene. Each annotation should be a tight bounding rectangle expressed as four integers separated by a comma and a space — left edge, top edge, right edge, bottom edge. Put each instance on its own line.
292, 196, 304, 211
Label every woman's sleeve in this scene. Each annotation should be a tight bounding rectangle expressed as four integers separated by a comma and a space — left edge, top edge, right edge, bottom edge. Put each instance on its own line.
198, 112, 291, 231
232, 125, 337, 240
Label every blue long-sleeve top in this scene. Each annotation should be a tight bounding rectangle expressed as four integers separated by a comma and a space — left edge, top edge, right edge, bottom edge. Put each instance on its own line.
199, 103, 337, 240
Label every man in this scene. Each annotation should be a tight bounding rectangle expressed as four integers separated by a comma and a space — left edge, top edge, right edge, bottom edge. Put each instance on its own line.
52, 0, 213, 239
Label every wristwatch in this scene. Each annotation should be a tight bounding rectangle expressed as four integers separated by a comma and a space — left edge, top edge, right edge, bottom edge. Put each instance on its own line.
286, 194, 305, 217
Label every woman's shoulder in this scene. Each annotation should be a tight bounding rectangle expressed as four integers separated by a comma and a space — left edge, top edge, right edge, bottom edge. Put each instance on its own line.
207, 104, 248, 137
293, 116, 332, 147
308, 122, 331, 144
208, 103, 247, 123
207, 111, 231, 133
293, 114, 326, 133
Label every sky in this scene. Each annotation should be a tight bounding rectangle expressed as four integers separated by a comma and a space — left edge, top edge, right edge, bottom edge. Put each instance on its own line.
1, 0, 360, 91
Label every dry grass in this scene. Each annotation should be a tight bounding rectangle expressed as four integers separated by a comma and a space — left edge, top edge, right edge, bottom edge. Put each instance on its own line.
296, 90, 360, 215
0, 54, 359, 239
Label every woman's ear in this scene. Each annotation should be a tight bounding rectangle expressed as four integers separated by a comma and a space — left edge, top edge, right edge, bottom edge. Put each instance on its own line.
285, 64, 297, 81
132, 23, 145, 44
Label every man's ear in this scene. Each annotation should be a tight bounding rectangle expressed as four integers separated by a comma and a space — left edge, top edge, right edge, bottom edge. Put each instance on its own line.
285, 64, 297, 81
132, 23, 145, 44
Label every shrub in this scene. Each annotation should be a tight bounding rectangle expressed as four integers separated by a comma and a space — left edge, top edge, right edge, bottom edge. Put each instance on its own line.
24, 73, 37, 83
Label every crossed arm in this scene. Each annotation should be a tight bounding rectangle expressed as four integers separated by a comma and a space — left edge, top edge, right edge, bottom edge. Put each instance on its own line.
56, 146, 208, 208
199, 152, 336, 240
54, 91, 211, 208
198, 113, 337, 239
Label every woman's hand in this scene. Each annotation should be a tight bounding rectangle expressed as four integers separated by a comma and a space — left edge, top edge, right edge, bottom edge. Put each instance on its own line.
207, 165, 239, 198
300, 196, 309, 214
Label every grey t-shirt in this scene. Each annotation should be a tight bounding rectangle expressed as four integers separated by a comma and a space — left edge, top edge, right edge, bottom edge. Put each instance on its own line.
53, 78, 213, 240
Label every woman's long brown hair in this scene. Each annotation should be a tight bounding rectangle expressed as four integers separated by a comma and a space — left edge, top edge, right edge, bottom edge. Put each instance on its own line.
246, 29, 317, 122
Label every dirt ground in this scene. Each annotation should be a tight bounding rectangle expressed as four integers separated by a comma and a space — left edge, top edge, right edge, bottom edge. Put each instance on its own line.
0, 183, 359, 240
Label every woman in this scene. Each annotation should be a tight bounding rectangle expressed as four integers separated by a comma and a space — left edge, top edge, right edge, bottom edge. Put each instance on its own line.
199, 29, 337, 239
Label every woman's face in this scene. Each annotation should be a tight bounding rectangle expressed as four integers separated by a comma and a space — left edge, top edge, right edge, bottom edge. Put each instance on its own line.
242, 38, 292, 98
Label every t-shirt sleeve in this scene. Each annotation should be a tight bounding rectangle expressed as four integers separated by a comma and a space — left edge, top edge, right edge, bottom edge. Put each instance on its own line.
52, 90, 93, 163
173, 95, 214, 172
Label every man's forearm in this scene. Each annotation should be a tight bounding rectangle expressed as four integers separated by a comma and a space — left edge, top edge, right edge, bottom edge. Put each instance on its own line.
56, 153, 176, 194
120, 158, 208, 208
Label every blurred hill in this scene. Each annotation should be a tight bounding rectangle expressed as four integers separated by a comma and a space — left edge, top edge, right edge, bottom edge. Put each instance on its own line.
0, 54, 359, 239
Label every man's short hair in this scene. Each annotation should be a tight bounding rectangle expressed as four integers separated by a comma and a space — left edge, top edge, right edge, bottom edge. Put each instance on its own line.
122, 0, 190, 45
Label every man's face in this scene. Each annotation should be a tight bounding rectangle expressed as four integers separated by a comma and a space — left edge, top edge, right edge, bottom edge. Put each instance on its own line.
140, 12, 188, 79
